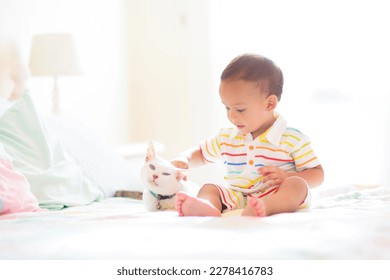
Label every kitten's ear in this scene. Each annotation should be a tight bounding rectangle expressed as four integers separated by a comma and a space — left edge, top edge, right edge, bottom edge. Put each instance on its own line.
145, 141, 156, 162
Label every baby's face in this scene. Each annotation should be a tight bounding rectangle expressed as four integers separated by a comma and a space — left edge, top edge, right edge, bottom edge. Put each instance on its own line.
219, 79, 277, 139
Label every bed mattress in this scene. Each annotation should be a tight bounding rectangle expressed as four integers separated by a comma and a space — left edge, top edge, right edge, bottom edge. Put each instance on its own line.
1, 184, 389, 260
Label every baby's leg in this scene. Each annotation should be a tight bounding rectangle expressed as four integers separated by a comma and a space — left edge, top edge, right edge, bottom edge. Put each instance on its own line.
176, 184, 222, 217
242, 177, 308, 217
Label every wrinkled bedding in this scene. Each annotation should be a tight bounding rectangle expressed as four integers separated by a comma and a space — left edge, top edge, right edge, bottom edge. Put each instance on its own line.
0, 184, 389, 260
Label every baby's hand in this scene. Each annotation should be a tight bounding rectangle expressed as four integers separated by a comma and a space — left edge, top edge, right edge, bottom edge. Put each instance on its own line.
172, 160, 189, 170
171, 156, 190, 181
258, 166, 288, 187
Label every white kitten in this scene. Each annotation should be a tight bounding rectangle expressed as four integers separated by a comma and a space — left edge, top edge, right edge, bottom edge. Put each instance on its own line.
140, 142, 189, 211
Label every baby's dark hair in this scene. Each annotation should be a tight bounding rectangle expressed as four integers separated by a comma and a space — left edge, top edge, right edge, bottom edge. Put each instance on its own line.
221, 54, 284, 100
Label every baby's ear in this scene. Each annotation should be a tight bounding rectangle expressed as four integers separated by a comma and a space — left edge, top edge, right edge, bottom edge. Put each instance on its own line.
145, 141, 156, 162
266, 95, 278, 110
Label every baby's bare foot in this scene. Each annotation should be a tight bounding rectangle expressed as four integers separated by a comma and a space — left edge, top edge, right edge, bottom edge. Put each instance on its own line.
241, 197, 267, 217
175, 191, 221, 217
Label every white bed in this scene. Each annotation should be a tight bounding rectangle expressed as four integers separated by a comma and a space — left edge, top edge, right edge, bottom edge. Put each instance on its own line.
1, 184, 390, 259
1, 56, 390, 261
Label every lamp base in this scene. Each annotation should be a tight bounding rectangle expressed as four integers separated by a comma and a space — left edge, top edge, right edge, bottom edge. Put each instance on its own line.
52, 76, 60, 115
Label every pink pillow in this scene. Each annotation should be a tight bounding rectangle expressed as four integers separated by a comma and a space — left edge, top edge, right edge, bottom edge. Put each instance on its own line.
0, 159, 40, 215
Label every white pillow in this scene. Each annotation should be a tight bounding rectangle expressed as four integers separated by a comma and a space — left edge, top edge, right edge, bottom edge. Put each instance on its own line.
44, 116, 146, 197
0, 96, 15, 118
0, 92, 103, 210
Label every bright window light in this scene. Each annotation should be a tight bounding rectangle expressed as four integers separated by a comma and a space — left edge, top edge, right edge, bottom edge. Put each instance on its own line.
208, 0, 390, 187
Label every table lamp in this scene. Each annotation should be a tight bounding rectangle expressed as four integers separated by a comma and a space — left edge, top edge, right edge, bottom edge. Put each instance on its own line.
29, 33, 81, 114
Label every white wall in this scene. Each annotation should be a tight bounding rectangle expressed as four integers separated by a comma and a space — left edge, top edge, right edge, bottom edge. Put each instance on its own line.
124, 0, 227, 186
125, 0, 215, 153
209, 0, 390, 188
0, 0, 129, 144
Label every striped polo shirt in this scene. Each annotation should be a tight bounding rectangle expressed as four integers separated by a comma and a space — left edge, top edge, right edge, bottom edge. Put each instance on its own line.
199, 115, 320, 192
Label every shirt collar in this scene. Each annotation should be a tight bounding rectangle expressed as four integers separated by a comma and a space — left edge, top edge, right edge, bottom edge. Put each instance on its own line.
229, 113, 287, 146
263, 114, 287, 146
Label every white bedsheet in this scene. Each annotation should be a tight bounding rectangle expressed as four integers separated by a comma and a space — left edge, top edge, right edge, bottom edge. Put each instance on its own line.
0, 184, 389, 260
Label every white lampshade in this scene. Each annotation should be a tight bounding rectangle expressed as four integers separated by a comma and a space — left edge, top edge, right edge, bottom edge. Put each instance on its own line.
29, 33, 81, 76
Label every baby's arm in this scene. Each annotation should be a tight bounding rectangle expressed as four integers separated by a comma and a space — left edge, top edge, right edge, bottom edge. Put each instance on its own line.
295, 165, 324, 188
259, 164, 324, 188
171, 147, 206, 169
